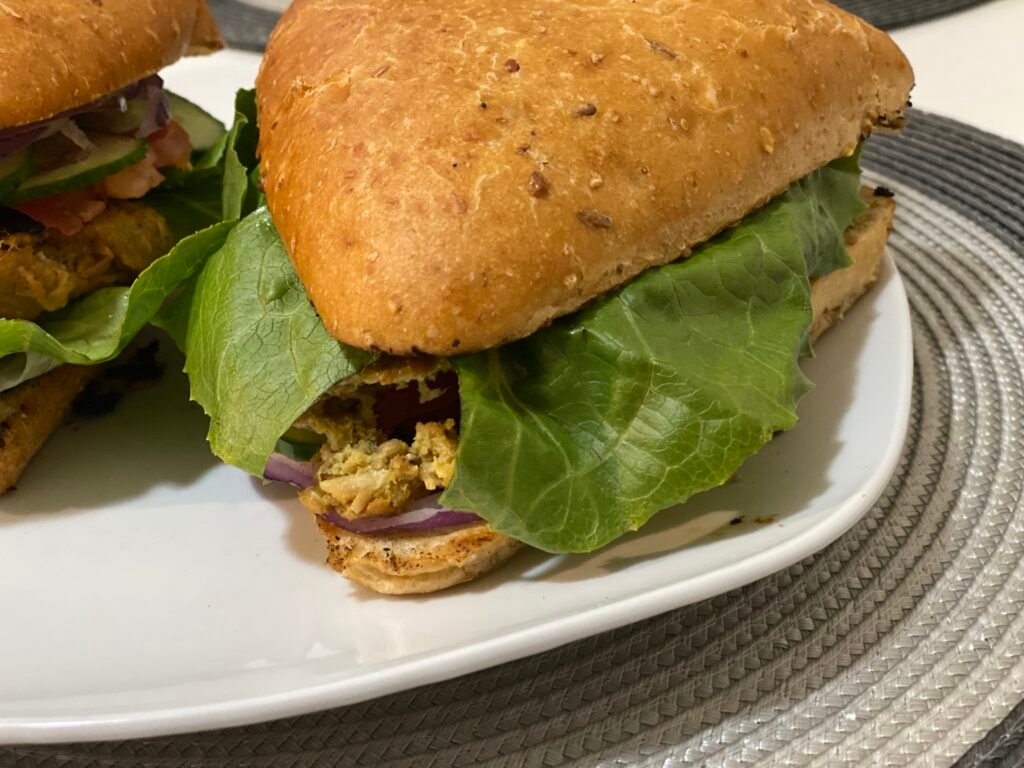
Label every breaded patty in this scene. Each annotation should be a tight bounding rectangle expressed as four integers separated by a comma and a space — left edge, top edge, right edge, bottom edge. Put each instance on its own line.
0, 201, 173, 321
299, 358, 459, 520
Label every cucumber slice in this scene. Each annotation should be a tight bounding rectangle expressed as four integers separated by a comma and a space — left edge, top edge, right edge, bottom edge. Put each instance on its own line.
0, 148, 34, 203
167, 92, 225, 152
275, 438, 323, 463
276, 427, 325, 462
9, 135, 147, 204
282, 426, 326, 445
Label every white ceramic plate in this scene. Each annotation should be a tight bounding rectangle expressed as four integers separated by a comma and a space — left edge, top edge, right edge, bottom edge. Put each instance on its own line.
0, 51, 913, 744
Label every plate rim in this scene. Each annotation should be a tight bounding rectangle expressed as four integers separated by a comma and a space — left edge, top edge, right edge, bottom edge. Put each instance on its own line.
0, 251, 914, 745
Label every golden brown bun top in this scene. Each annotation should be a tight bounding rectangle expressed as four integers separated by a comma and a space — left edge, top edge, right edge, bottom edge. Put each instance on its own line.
0, 1, 224, 129
258, 0, 913, 356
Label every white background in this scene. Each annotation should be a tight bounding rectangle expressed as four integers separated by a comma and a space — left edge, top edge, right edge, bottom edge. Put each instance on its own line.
891, 0, 1023, 143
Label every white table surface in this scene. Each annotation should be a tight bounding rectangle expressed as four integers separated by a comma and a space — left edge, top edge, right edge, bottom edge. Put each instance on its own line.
890, 0, 1024, 145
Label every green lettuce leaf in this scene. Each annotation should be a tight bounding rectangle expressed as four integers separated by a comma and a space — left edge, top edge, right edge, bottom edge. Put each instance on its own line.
182, 206, 374, 474
155, 88, 268, 354
166, 90, 366, 472
147, 170, 225, 241
222, 89, 261, 221
151, 89, 263, 351
0, 223, 235, 391
440, 158, 864, 551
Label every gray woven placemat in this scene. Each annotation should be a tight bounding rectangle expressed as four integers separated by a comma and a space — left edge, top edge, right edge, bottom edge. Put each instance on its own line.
837, 0, 993, 27
208, 0, 278, 52
3, 111, 1023, 768
206, 0, 993, 50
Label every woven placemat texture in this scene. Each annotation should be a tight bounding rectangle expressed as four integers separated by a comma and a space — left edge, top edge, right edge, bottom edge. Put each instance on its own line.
956, 698, 1024, 768
208, 0, 278, 52
205, 0, 993, 50
3, 112, 1023, 768
837, 0, 992, 27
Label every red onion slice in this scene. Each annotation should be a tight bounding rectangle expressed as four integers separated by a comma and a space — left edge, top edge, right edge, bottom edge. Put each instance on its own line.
0, 75, 170, 159
321, 493, 482, 534
264, 453, 315, 489
0, 125, 45, 158
135, 78, 171, 139
261, 449, 482, 533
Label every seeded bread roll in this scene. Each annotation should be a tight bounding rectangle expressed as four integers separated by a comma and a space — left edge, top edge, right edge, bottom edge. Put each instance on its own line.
0, 0, 223, 130
257, 0, 913, 356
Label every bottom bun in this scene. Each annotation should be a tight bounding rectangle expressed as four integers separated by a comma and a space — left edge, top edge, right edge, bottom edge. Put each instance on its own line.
811, 188, 895, 342
0, 364, 102, 492
316, 517, 523, 595
317, 187, 896, 595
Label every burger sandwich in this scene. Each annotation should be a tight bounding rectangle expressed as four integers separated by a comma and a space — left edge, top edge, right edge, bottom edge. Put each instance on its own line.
0, 0, 233, 491
171, 0, 914, 593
